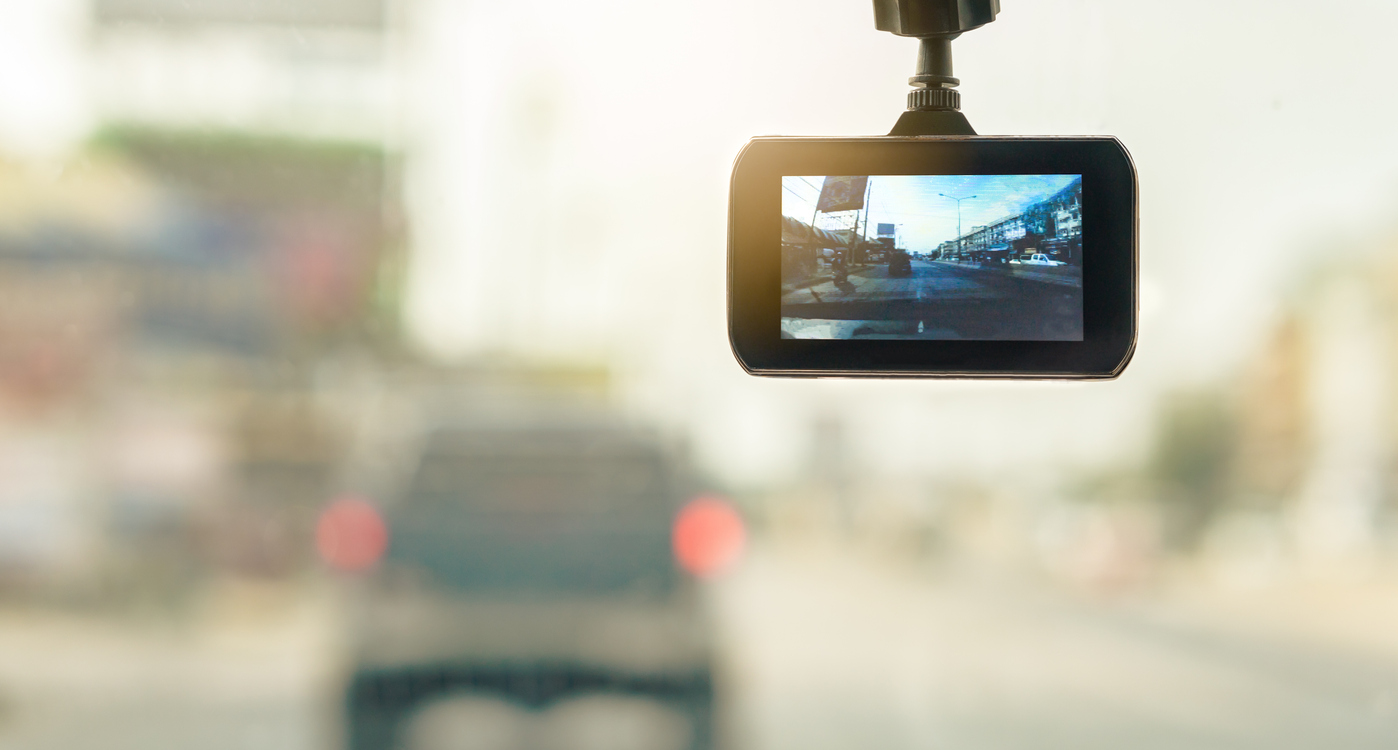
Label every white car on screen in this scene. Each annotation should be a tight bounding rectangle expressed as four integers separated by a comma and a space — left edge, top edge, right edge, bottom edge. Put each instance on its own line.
1023, 253, 1063, 266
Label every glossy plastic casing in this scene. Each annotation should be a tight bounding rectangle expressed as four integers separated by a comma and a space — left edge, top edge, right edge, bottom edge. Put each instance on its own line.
729, 136, 1137, 379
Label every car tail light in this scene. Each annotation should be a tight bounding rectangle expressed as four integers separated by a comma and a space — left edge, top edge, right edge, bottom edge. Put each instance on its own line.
316, 496, 388, 572
672, 496, 746, 577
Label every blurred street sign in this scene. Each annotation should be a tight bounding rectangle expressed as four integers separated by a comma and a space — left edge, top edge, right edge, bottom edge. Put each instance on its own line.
816, 176, 869, 213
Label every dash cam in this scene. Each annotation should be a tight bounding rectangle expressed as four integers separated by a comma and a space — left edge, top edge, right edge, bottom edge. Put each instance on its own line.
727, 0, 1138, 380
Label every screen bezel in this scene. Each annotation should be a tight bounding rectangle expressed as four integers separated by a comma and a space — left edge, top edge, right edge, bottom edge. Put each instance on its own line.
728, 136, 1137, 379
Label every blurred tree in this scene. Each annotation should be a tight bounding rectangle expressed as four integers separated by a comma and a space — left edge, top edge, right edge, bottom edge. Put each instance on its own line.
1149, 390, 1237, 550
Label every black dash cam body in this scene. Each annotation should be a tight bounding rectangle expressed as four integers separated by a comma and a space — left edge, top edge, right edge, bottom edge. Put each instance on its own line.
726, 1, 1139, 380
728, 136, 1136, 379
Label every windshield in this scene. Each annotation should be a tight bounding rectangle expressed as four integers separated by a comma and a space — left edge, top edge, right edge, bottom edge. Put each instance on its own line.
0, 2, 1396, 749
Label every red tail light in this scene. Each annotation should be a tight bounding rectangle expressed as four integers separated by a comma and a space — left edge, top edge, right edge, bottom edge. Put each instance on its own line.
672, 496, 746, 577
316, 496, 388, 572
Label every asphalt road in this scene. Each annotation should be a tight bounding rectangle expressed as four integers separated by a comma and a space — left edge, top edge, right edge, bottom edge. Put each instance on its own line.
4, 549, 1396, 750
780, 261, 1082, 340
715, 546, 1398, 750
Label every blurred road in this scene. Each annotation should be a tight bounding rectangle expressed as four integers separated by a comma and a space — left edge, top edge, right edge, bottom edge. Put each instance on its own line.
0, 585, 336, 750
780, 261, 1081, 340
1, 550, 1396, 750
715, 545, 1398, 750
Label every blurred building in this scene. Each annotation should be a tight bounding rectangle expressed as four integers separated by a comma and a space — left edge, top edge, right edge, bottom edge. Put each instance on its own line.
1136, 242, 1398, 572
0, 0, 409, 594
1287, 262, 1393, 564
89, 0, 399, 144
938, 178, 1082, 264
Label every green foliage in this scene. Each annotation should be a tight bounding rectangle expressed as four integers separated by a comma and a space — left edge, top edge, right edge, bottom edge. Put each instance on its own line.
1148, 390, 1237, 549
88, 124, 396, 211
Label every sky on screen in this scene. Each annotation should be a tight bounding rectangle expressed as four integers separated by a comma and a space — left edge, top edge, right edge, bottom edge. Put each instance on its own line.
783, 175, 1078, 252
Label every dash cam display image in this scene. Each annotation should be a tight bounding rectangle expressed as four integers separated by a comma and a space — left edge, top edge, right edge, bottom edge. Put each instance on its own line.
781, 174, 1083, 341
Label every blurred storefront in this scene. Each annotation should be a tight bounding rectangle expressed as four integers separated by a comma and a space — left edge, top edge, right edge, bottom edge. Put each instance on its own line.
0, 0, 407, 600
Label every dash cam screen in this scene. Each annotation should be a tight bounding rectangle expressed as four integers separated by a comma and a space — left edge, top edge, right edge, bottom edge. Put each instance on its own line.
781, 175, 1083, 341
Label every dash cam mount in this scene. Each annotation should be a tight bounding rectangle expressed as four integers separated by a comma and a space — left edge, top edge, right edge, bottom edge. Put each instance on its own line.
875, 0, 1000, 136
725, 0, 1138, 380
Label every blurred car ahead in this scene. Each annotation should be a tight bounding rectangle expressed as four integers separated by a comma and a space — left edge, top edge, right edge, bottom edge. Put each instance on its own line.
887, 249, 913, 277
340, 419, 729, 750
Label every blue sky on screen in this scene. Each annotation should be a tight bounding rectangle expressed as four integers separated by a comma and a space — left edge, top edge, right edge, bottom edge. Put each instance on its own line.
783, 175, 1078, 253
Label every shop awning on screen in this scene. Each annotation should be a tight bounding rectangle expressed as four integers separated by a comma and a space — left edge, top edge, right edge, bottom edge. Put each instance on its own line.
782, 216, 851, 247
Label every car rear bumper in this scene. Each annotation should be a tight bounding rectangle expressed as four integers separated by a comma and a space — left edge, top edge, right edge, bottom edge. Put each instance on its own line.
346, 661, 715, 750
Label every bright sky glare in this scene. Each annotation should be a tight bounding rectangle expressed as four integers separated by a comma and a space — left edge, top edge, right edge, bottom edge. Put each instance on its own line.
783, 175, 1079, 253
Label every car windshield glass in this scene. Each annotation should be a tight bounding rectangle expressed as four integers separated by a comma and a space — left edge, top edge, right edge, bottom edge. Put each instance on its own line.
388, 431, 678, 592
3, 3, 1397, 749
